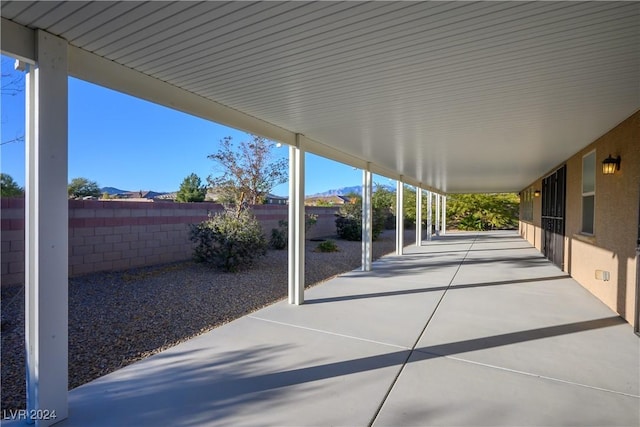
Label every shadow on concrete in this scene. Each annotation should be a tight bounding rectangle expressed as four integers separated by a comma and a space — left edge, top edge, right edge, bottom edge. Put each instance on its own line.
412, 316, 624, 359
59, 316, 623, 426
346, 255, 554, 278
306, 275, 570, 305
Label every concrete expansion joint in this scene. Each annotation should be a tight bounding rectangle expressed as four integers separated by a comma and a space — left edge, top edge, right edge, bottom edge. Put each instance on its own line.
421, 352, 640, 399
247, 315, 409, 350
368, 233, 482, 426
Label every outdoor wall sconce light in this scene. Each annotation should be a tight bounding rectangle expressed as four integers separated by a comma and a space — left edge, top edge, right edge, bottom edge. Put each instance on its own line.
534, 190, 541, 197
602, 154, 621, 175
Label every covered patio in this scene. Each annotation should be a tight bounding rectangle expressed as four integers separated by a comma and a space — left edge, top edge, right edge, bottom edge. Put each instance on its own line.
45, 232, 638, 426
1, 2, 638, 425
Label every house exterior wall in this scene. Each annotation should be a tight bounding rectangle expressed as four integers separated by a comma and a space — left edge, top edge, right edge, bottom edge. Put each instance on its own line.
519, 110, 640, 328
518, 177, 543, 252
1, 200, 339, 286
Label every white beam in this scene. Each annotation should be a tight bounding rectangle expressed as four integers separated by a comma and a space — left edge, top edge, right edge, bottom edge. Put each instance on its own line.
0, 17, 36, 63
362, 168, 373, 271
288, 136, 305, 305
426, 191, 433, 241
396, 180, 404, 255
435, 193, 441, 236
442, 195, 447, 235
25, 30, 69, 426
416, 188, 423, 246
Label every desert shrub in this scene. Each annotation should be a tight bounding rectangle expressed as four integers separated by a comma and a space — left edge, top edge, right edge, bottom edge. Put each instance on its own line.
335, 197, 385, 241
335, 215, 361, 241
270, 214, 319, 248
316, 239, 339, 252
305, 213, 318, 232
270, 220, 288, 250
383, 213, 396, 230
189, 207, 267, 272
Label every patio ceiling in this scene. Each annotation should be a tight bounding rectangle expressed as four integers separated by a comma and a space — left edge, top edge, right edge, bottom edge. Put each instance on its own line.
1, 1, 639, 193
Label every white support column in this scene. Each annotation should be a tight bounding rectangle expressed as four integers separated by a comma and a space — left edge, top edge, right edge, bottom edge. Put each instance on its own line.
361, 168, 373, 271
426, 191, 433, 241
435, 193, 441, 236
416, 188, 423, 246
288, 136, 305, 305
25, 30, 69, 426
442, 195, 447, 235
396, 180, 404, 255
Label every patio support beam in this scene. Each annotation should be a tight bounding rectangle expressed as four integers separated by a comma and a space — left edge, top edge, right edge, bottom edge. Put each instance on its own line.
396, 179, 405, 255
25, 30, 69, 426
435, 193, 441, 236
426, 191, 433, 241
416, 188, 423, 246
288, 135, 305, 305
442, 195, 447, 235
362, 167, 373, 271
0, 17, 36, 63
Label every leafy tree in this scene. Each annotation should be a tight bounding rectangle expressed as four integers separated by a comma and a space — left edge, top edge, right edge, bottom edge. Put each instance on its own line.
68, 177, 101, 199
402, 186, 419, 227
372, 184, 396, 229
207, 135, 287, 210
1, 173, 23, 197
176, 173, 207, 202
446, 193, 519, 231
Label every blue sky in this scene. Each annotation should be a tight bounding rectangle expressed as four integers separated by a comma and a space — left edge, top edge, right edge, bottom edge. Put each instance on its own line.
1, 54, 392, 197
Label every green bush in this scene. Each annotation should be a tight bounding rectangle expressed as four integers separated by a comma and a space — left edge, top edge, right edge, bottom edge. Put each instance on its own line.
447, 193, 519, 231
335, 215, 361, 241
270, 220, 288, 250
189, 207, 267, 272
305, 213, 318, 233
270, 214, 319, 249
335, 197, 385, 241
316, 240, 339, 252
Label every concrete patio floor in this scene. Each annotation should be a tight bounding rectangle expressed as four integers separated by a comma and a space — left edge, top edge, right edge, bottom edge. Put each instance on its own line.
51, 231, 640, 426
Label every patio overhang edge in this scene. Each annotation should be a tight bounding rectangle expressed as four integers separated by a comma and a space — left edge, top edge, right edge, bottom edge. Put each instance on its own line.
0, 19, 443, 195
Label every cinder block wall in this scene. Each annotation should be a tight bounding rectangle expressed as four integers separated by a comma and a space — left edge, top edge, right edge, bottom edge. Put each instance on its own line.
1, 198, 24, 286
1, 200, 339, 286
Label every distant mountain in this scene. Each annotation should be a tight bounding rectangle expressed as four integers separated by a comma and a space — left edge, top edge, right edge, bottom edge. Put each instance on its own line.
309, 184, 395, 197
100, 187, 171, 199
100, 186, 129, 195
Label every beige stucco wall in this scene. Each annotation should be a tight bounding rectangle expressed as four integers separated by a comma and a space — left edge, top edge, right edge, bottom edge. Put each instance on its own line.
520, 110, 639, 329
519, 177, 543, 251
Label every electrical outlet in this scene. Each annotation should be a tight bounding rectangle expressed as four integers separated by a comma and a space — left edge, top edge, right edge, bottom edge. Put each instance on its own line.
595, 270, 611, 281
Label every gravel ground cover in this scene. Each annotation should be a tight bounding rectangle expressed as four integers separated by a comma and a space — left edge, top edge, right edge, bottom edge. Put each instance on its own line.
1, 230, 413, 411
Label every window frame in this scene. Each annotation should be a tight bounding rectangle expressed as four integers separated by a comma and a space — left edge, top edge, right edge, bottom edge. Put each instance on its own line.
581, 150, 596, 235
522, 188, 533, 222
